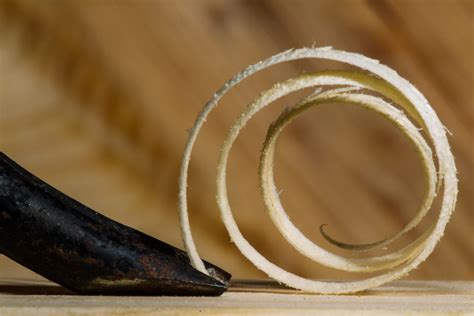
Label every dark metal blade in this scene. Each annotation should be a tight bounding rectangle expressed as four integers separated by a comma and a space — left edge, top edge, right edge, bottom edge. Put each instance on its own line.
0, 152, 230, 296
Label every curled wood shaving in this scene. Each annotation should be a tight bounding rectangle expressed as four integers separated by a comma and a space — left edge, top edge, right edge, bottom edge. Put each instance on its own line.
178, 47, 458, 294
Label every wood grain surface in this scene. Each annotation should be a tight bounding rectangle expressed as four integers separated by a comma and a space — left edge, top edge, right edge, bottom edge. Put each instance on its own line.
0, 0, 472, 283
0, 279, 473, 315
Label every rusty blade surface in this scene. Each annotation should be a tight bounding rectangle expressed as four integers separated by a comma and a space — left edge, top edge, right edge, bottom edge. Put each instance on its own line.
0, 152, 230, 296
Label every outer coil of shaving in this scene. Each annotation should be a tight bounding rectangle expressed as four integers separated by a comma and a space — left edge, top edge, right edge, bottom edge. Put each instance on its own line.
178, 47, 458, 294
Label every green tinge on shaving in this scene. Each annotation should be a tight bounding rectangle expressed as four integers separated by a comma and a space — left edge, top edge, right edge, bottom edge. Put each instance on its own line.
178, 47, 458, 294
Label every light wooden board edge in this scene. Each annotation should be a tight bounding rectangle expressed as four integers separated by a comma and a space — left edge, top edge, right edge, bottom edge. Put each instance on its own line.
0, 279, 473, 315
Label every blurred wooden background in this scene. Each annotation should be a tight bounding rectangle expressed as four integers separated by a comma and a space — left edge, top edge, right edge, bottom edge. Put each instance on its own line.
0, 0, 472, 282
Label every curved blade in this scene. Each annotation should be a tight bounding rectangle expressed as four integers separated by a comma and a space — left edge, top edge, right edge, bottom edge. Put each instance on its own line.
0, 152, 230, 296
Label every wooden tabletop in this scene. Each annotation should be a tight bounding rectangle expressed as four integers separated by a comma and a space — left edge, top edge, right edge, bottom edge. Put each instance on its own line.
0, 279, 473, 315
